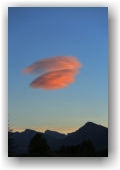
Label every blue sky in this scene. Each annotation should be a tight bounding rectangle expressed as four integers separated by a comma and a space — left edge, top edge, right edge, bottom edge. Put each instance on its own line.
8, 7, 108, 133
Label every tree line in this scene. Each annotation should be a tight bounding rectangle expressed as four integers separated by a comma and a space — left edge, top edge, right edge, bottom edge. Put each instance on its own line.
8, 132, 108, 157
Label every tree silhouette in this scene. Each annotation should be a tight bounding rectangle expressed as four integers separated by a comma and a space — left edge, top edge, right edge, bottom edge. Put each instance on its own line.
29, 133, 50, 156
79, 140, 95, 156
8, 125, 15, 157
58, 140, 95, 157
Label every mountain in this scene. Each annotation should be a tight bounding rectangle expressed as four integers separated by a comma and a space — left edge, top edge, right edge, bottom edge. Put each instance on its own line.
9, 129, 39, 156
44, 130, 66, 139
9, 122, 108, 156
42, 130, 66, 151
61, 122, 108, 151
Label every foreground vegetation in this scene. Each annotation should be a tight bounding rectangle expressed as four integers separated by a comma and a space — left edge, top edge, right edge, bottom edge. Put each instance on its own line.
8, 133, 108, 157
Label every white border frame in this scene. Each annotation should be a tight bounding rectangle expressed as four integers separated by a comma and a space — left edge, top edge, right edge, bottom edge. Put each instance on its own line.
0, 0, 120, 169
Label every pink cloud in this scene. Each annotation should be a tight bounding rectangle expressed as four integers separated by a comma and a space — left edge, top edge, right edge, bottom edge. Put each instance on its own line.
30, 69, 78, 90
23, 56, 81, 75
23, 56, 82, 90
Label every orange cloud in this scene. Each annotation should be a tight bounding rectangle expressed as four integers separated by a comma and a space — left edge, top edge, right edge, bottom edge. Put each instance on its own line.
23, 56, 82, 90
23, 56, 81, 75
30, 69, 77, 90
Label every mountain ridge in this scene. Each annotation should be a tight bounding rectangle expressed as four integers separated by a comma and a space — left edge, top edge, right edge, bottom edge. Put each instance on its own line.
9, 122, 108, 156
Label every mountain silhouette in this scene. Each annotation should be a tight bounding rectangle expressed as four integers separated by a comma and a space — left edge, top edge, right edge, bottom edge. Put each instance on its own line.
61, 122, 108, 151
9, 129, 37, 156
9, 122, 108, 156
44, 130, 66, 139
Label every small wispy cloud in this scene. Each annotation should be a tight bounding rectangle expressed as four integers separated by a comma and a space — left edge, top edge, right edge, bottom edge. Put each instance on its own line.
23, 56, 82, 90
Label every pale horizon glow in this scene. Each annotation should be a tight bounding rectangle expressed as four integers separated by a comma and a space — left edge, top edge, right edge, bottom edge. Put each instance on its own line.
11, 127, 79, 134
11, 121, 108, 135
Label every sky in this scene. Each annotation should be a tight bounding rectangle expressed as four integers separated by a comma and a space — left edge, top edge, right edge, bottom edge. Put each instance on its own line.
8, 7, 108, 134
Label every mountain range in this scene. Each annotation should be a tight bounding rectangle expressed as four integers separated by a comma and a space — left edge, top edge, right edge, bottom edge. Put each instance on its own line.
8, 122, 108, 156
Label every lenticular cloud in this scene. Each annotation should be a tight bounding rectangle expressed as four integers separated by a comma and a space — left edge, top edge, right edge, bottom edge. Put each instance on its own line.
23, 56, 82, 90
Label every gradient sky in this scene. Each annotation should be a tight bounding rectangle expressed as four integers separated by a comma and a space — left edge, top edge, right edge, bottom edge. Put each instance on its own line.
8, 7, 108, 134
